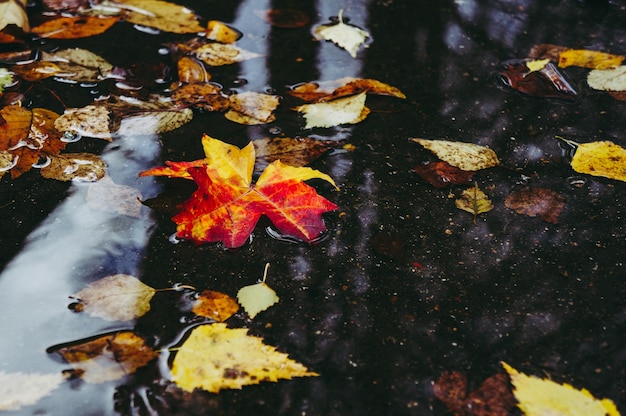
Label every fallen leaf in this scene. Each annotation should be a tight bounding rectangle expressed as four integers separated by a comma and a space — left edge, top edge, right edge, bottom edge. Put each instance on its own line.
237, 263, 279, 319
171, 323, 318, 392
295, 92, 369, 129
558, 138, 626, 182
48, 331, 158, 383
193, 43, 262, 66
42, 48, 114, 82
411, 138, 500, 171
558, 48, 624, 69
224, 109, 276, 125
504, 187, 565, 224
0, 150, 15, 179
253, 136, 344, 170
116, 0, 204, 34
31, 16, 120, 39
501, 362, 620, 416
528, 43, 571, 61
70, 274, 156, 321
228, 91, 280, 123
313, 9, 370, 58
140, 134, 338, 248
525, 58, 550, 73
456, 183, 493, 223
205, 20, 242, 43
0, 0, 29, 31
170, 82, 229, 111
10, 61, 64, 81
54, 105, 112, 140
587, 66, 626, 91
192, 290, 239, 322
260, 8, 310, 28
288, 77, 405, 102
0, 68, 14, 92
412, 160, 475, 188
40, 152, 106, 182
0, 371, 65, 411
117, 107, 193, 135
176, 56, 210, 83
87, 175, 143, 217
498, 59, 577, 101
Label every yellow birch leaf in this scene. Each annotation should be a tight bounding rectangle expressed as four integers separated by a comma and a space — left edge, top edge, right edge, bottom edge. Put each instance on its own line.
411, 138, 500, 171
455, 182, 493, 223
587, 66, 626, 91
171, 323, 318, 393
558, 49, 624, 69
295, 92, 368, 129
237, 263, 279, 319
0, 371, 65, 411
313, 9, 370, 58
502, 362, 620, 416
115, 0, 204, 34
70, 274, 156, 321
526, 58, 550, 73
569, 140, 626, 182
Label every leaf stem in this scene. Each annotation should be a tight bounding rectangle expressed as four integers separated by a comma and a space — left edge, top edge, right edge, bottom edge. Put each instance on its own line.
262, 263, 270, 283
555, 135, 580, 147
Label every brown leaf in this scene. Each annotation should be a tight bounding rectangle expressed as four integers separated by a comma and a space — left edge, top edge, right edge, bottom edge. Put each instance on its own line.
504, 187, 565, 224
433, 371, 468, 412
31, 16, 120, 39
412, 160, 475, 188
10, 61, 63, 81
40, 152, 106, 182
370, 232, 406, 261
176, 56, 210, 83
260, 8, 310, 28
191, 290, 239, 322
288, 77, 405, 102
48, 331, 158, 383
170, 83, 229, 111
252, 136, 344, 171
498, 59, 577, 101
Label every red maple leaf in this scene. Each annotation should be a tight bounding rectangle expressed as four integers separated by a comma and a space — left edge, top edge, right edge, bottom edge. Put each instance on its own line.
140, 134, 338, 248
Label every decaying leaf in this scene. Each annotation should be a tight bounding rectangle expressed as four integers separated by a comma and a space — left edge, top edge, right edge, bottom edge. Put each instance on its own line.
411, 138, 500, 171
504, 187, 565, 224
87, 175, 143, 218
237, 263, 279, 319
205, 20, 242, 43
559, 138, 626, 182
501, 362, 620, 416
117, 107, 193, 135
455, 183, 493, 223
140, 134, 338, 248
253, 136, 344, 170
31, 16, 120, 39
42, 48, 114, 82
193, 43, 262, 66
295, 92, 369, 129
227, 91, 280, 124
0, 151, 15, 179
171, 323, 318, 393
498, 59, 577, 101
313, 9, 370, 58
433, 370, 515, 416
70, 274, 156, 321
116, 0, 204, 34
176, 56, 210, 83
10, 61, 64, 81
288, 77, 405, 102
412, 160, 475, 188
40, 152, 106, 182
170, 82, 229, 111
0, 0, 29, 31
54, 105, 112, 140
587, 66, 626, 91
0, 371, 65, 411
191, 290, 239, 322
49, 331, 158, 383
260, 8, 310, 28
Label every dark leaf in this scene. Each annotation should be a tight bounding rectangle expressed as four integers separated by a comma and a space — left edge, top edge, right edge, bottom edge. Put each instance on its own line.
497, 59, 577, 101
412, 160, 475, 188
504, 186, 565, 224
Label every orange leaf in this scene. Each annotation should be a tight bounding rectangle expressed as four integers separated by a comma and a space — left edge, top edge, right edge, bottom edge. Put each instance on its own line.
191, 290, 239, 322
32, 16, 120, 39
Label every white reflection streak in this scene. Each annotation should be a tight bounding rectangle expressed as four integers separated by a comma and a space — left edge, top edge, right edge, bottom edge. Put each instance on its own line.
0, 133, 161, 369
232, 0, 270, 92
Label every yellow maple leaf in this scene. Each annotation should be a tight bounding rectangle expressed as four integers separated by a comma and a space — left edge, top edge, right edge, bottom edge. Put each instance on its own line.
502, 362, 620, 416
558, 137, 626, 182
171, 323, 318, 392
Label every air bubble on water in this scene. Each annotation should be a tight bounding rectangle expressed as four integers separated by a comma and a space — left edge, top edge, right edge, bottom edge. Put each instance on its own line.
567, 176, 588, 189
134, 25, 161, 35
80, 82, 98, 88
268, 126, 282, 135
61, 132, 82, 143
158, 48, 170, 55
169, 233, 181, 244
32, 156, 51, 169
233, 78, 248, 86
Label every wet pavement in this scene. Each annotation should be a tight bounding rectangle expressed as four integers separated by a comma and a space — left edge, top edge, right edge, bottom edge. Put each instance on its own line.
1, 0, 626, 414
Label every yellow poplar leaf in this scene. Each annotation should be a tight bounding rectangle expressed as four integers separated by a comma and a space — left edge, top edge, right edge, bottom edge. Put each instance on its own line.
71, 274, 156, 321
587, 66, 626, 91
569, 140, 626, 182
313, 9, 370, 58
502, 362, 620, 416
411, 138, 500, 171
455, 182, 493, 223
194, 43, 262, 66
295, 92, 368, 129
192, 290, 239, 322
171, 323, 318, 392
0, 371, 65, 411
237, 263, 279, 319
558, 49, 624, 69
40, 152, 106, 182
526, 58, 550, 73
116, 0, 204, 34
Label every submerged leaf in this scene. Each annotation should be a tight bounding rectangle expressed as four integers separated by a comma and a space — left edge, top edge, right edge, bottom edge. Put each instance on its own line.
411, 138, 500, 171
295, 92, 369, 129
253, 136, 344, 170
87, 175, 143, 218
455, 183, 493, 223
171, 323, 318, 393
502, 362, 620, 416
40, 152, 106, 182
0, 371, 65, 411
412, 160, 475, 189
504, 187, 565, 224
192, 290, 239, 322
313, 9, 370, 58
498, 59, 577, 101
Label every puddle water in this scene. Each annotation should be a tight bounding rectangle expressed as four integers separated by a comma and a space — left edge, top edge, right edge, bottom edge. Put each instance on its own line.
1, 0, 626, 414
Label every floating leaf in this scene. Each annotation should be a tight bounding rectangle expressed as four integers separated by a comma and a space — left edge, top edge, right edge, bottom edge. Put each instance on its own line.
40, 152, 106, 182
0, 0, 29, 31
10, 61, 64, 81
87, 175, 143, 218
116, 0, 204, 34
295, 92, 369, 129
117, 107, 193, 135
228, 91, 280, 123
498, 59, 577, 101
558, 48, 624, 69
54, 105, 112, 140
205, 20, 242, 43
411, 138, 500, 171
170, 83, 229, 111
192, 290, 239, 322
412, 160, 475, 189
587, 66, 626, 91
253, 136, 344, 170
43, 48, 114, 82
260, 8, 310, 28
49, 331, 158, 383
176, 56, 210, 83
313, 9, 370, 58
0, 151, 15, 179
0, 68, 14, 93
0, 371, 65, 411
501, 362, 620, 416
193, 43, 262, 66
70, 274, 156, 321
140, 134, 338, 248
171, 323, 318, 393
558, 138, 626, 182
289, 77, 405, 102
31, 16, 120, 39
237, 263, 279, 319
456, 183, 493, 223
504, 187, 565, 224
525, 58, 550, 73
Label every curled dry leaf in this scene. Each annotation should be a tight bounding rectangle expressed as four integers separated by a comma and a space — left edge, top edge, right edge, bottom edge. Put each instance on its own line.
501, 362, 620, 416
87, 175, 143, 218
295, 92, 369, 129
411, 138, 500, 171
205, 20, 242, 43
40, 152, 106, 182
504, 186, 564, 224
54, 105, 112, 140
31, 16, 120, 39
48, 331, 158, 383
70, 274, 156, 321
0, 371, 65, 411
455, 183, 493, 223
171, 323, 318, 393
194, 43, 262, 66
116, 0, 204, 34
412, 160, 475, 189
192, 290, 239, 322
253, 136, 345, 170
313, 9, 370, 58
